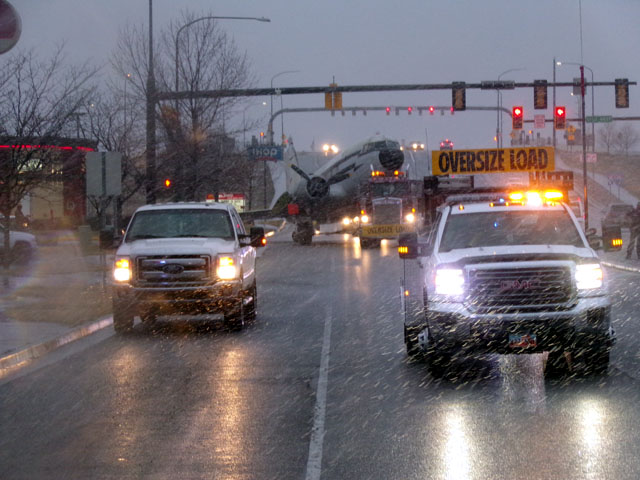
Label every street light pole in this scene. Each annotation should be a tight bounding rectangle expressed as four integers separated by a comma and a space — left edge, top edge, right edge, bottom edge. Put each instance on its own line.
174, 16, 270, 103
553, 58, 556, 148
269, 70, 300, 145
146, 0, 156, 204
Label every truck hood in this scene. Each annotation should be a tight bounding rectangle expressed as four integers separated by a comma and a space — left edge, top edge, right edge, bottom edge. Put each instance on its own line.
434, 244, 599, 267
117, 237, 236, 257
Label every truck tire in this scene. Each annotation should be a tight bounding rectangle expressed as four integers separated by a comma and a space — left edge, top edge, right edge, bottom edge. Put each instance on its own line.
544, 349, 569, 378
404, 325, 421, 357
245, 282, 257, 322
425, 348, 452, 379
577, 342, 610, 376
113, 306, 134, 334
224, 300, 245, 332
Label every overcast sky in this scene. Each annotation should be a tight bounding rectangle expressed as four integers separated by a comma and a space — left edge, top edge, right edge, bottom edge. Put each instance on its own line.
14, 0, 640, 152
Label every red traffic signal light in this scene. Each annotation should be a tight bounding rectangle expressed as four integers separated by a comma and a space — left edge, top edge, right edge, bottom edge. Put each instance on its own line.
554, 106, 566, 129
385, 107, 391, 115
512, 106, 523, 129
407, 106, 412, 115
429, 106, 435, 115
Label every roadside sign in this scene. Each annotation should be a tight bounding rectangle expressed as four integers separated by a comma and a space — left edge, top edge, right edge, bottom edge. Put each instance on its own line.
586, 115, 613, 123
86, 152, 122, 196
534, 114, 545, 129
580, 153, 597, 164
248, 145, 283, 161
431, 147, 555, 176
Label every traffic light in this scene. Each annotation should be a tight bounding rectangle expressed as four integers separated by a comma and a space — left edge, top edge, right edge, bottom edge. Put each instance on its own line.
407, 107, 412, 115
385, 107, 391, 115
429, 106, 435, 115
512, 106, 523, 129
615, 78, 630, 108
554, 106, 566, 129
164, 178, 172, 188
533, 80, 548, 110
452, 82, 466, 111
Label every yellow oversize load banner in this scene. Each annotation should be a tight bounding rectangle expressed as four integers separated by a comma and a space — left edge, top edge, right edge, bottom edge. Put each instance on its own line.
432, 147, 555, 176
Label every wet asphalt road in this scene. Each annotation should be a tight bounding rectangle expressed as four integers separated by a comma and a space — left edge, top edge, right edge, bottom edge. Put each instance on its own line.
2, 231, 640, 479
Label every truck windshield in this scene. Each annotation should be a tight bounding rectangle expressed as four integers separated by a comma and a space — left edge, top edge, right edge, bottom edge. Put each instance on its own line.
439, 209, 584, 252
125, 209, 235, 242
371, 182, 410, 197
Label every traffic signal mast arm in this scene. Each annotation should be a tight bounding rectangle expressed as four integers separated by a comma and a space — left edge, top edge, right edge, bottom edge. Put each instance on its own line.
156, 80, 636, 101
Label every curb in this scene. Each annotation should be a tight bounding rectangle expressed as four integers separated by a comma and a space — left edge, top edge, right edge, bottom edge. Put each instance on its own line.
602, 261, 640, 274
0, 316, 113, 372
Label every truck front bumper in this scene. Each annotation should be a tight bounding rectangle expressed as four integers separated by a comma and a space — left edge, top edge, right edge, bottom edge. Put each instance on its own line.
418, 297, 614, 354
112, 280, 244, 316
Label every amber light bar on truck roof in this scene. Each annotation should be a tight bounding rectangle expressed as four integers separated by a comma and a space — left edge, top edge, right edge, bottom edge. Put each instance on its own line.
371, 170, 405, 177
449, 189, 564, 210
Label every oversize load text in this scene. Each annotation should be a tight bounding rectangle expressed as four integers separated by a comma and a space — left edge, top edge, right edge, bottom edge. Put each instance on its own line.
432, 147, 555, 175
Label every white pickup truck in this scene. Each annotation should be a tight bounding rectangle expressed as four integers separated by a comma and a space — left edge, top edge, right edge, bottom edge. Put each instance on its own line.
111, 202, 265, 333
399, 178, 616, 378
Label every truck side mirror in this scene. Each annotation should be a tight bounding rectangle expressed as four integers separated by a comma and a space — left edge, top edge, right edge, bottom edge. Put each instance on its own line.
249, 226, 267, 248
398, 232, 419, 259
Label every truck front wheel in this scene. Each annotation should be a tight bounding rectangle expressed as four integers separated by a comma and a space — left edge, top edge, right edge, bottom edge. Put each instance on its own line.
113, 305, 135, 334
404, 325, 421, 357
224, 300, 245, 332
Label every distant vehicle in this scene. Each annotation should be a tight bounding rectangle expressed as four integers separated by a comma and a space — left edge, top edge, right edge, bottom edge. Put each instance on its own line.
439, 139, 454, 150
602, 203, 634, 229
111, 201, 266, 333
403, 141, 425, 151
356, 170, 423, 248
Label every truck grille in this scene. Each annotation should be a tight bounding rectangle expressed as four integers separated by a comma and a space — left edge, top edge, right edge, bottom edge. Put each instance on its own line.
135, 255, 212, 287
372, 200, 402, 224
465, 266, 574, 313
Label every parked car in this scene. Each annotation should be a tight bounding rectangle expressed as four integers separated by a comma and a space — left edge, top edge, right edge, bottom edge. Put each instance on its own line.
0, 223, 38, 264
602, 203, 634, 229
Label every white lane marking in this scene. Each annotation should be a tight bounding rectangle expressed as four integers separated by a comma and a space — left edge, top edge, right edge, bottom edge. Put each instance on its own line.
305, 303, 332, 480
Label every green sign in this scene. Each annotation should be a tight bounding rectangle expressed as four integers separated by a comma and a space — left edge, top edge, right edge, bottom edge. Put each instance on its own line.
586, 115, 613, 123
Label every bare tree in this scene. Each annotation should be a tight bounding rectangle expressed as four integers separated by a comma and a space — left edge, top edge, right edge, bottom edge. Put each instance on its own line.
0, 46, 97, 269
110, 10, 256, 203
616, 124, 640, 156
599, 122, 618, 154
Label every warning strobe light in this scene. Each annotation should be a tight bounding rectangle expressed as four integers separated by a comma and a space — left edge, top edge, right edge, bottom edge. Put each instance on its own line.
512, 106, 523, 129
554, 106, 566, 129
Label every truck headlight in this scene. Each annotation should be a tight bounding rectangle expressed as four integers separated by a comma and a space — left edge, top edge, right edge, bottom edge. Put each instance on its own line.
217, 255, 238, 280
113, 257, 131, 282
405, 213, 416, 223
435, 268, 465, 295
576, 263, 603, 290
361, 215, 369, 224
